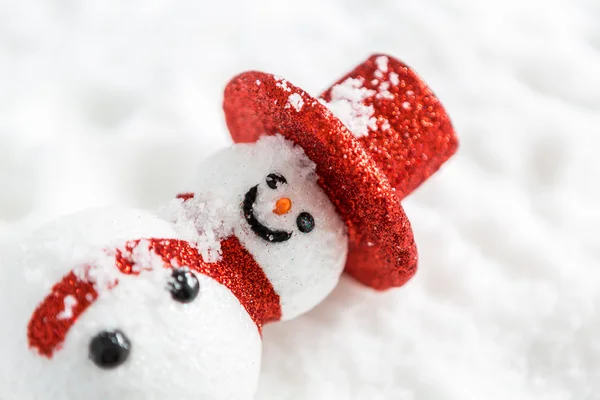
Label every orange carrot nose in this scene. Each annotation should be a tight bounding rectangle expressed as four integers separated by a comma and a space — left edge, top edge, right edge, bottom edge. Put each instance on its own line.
273, 197, 292, 215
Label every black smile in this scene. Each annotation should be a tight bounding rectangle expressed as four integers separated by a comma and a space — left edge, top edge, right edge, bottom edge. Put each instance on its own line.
243, 185, 292, 243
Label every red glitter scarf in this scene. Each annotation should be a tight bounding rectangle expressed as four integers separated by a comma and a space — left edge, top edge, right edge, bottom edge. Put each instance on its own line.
27, 235, 282, 358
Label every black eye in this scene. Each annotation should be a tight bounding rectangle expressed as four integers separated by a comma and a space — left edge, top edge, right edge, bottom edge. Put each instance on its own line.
168, 269, 200, 303
266, 173, 287, 189
296, 212, 315, 233
89, 330, 131, 369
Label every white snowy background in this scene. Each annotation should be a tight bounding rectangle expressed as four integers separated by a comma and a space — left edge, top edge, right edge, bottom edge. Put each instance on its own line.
1, 0, 599, 399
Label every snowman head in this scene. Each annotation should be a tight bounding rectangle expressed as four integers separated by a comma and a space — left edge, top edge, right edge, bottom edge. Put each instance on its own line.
0, 208, 261, 400
188, 135, 349, 320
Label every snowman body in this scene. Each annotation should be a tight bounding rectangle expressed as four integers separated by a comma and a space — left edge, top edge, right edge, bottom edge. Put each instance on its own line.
0, 135, 349, 399
0, 207, 262, 400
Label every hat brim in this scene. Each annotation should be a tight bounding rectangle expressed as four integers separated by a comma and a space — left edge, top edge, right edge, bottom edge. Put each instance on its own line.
223, 72, 417, 290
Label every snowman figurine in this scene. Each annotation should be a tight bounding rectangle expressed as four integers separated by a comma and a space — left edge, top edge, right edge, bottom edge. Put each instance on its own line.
0, 54, 457, 399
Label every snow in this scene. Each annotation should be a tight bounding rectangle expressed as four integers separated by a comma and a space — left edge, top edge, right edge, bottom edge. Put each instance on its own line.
286, 93, 304, 112
56, 295, 77, 320
323, 58, 400, 135
381, 120, 391, 132
275, 78, 292, 93
158, 195, 238, 262
1, 0, 600, 399
323, 77, 377, 137
375, 80, 394, 100
375, 55, 389, 73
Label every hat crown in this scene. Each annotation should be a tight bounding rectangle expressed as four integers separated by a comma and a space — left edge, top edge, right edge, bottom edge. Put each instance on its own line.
319, 55, 457, 200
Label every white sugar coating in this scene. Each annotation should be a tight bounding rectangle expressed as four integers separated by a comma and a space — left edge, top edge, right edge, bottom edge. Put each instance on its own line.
0, 208, 261, 400
187, 135, 348, 320
286, 93, 304, 112
323, 77, 377, 138
158, 195, 238, 262
389, 71, 400, 86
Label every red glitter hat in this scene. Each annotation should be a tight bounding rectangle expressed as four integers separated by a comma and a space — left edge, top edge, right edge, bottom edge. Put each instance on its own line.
223, 54, 458, 290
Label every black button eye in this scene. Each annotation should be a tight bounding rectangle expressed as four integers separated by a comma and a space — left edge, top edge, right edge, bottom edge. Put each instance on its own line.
89, 330, 131, 369
266, 173, 287, 189
296, 212, 315, 233
168, 269, 200, 303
